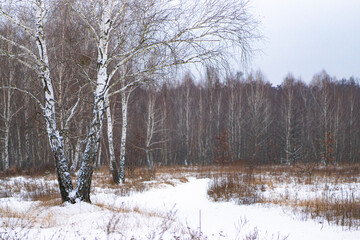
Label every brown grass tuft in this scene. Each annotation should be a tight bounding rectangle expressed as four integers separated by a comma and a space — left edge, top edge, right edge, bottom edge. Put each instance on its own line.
207, 173, 261, 205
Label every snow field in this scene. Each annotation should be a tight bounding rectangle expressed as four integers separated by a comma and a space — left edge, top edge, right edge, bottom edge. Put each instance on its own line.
0, 168, 359, 239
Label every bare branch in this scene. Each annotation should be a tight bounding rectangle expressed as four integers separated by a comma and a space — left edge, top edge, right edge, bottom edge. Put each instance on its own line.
63, 83, 88, 130
64, 96, 80, 130
0, 35, 40, 64
0, 49, 39, 74
0, 86, 44, 109
71, 4, 100, 43
107, 77, 144, 97
9, 106, 24, 120
0, 6, 36, 38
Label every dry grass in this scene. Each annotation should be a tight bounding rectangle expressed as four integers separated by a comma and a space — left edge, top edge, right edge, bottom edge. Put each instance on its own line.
263, 194, 360, 229
298, 197, 360, 228
0, 165, 56, 179
94, 201, 184, 239
205, 163, 360, 229
207, 173, 261, 205
91, 166, 189, 197
0, 203, 37, 239
0, 176, 60, 203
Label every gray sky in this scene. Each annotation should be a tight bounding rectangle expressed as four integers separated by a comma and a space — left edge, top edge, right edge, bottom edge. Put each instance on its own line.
248, 0, 360, 86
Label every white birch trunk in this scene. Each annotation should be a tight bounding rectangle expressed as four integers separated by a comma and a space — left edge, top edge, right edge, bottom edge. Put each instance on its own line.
2, 69, 12, 171
3, 121, 10, 171
118, 89, 128, 183
228, 82, 235, 161
23, 71, 32, 168
1, 31, 15, 171
70, 103, 84, 172
146, 148, 152, 170
198, 88, 205, 164
75, 3, 112, 202
97, 140, 102, 168
161, 100, 169, 166
105, 95, 119, 183
17, 126, 23, 167
285, 85, 293, 164
75, 68, 108, 202
185, 82, 191, 164
34, 0, 73, 202
216, 91, 222, 136
145, 93, 155, 169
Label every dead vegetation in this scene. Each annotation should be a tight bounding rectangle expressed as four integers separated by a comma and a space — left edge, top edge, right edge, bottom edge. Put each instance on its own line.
0, 176, 60, 203
294, 194, 360, 229
92, 166, 189, 197
206, 163, 360, 229
207, 172, 261, 204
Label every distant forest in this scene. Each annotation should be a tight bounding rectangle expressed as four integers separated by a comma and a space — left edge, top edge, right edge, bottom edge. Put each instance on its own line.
1, 64, 359, 170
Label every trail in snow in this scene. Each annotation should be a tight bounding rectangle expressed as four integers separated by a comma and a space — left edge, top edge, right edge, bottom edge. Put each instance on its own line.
94, 177, 360, 239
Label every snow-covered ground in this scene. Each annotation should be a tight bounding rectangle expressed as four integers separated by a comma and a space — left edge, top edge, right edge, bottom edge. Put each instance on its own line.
0, 174, 359, 239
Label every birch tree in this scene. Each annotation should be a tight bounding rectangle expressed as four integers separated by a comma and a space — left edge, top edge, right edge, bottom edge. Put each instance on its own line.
159, 82, 172, 166
105, 94, 118, 182
140, 84, 166, 170
280, 75, 303, 164
106, 78, 136, 184
118, 83, 136, 183
341, 78, 360, 163
0, 0, 75, 201
183, 74, 195, 165
311, 71, 336, 165
245, 72, 272, 163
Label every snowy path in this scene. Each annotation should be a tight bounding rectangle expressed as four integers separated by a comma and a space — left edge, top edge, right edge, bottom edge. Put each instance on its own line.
112, 177, 360, 239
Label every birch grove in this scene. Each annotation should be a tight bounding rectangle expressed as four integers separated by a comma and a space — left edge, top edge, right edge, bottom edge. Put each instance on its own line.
0, 0, 259, 202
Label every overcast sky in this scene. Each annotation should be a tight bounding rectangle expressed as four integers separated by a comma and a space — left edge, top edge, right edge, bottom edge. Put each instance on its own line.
248, 0, 360, 86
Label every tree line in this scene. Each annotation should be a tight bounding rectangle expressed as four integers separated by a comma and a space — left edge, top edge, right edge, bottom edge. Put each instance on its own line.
1, 65, 360, 171
106, 69, 360, 167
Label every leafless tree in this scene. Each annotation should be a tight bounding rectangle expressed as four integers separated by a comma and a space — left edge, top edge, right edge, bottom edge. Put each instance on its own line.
245, 72, 272, 163
279, 74, 303, 165
310, 71, 336, 165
